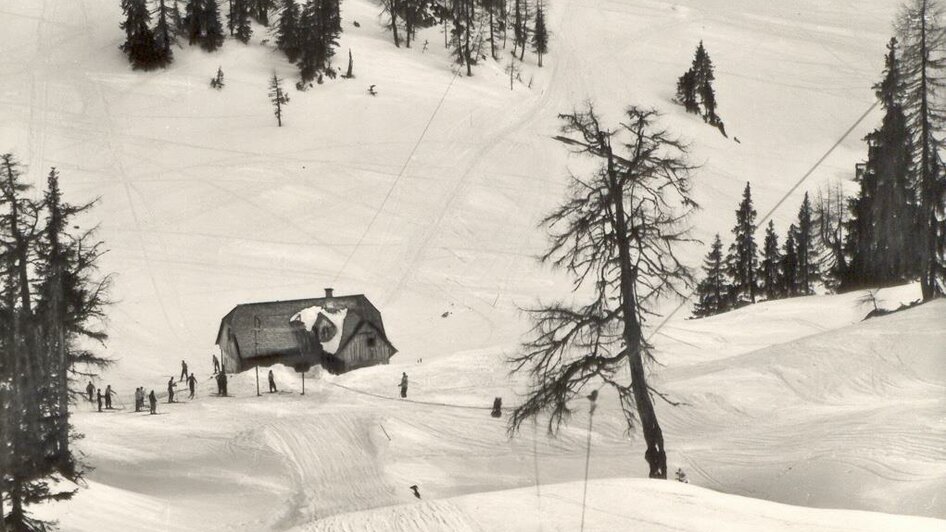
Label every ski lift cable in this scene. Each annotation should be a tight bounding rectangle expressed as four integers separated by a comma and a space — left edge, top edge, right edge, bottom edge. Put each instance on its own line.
645, 98, 881, 343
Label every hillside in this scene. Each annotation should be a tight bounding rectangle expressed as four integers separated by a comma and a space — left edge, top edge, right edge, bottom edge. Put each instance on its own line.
3, 0, 944, 530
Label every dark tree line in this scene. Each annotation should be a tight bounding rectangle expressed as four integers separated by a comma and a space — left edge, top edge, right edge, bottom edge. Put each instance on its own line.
0, 155, 111, 531
375, 0, 549, 75
274, 0, 343, 84
122, 0, 278, 69
510, 104, 697, 479
676, 41, 725, 135
693, 185, 820, 317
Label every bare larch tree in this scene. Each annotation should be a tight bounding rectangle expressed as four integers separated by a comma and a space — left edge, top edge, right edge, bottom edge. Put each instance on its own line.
509, 104, 697, 479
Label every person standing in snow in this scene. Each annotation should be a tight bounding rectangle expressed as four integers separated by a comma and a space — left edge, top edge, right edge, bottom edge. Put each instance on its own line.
399, 372, 408, 398
216, 370, 228, 397
86, 381, 95, 402
268, 369, 277, 393
180, 360, 189, 382
167, 377, 176, 403
134, 387, 143, 412
104, 384, 114, 409
213, 354, 220, 374
187, 373, 197, 399
96, 389, 103, 412
148, 390, 157, 414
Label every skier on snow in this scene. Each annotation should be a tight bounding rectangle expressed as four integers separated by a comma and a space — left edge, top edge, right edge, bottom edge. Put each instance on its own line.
268, 369, 277, 393
399, 372, 408, 398
187, 373, 197, 399
86, 381, 95, 402
104, 384, 114, 409
167, 377, 176, 403
148, 390, 157, 414
180, 360, 189, 381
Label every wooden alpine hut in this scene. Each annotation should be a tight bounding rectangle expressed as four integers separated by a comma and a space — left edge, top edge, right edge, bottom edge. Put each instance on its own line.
215, 289, 396, 375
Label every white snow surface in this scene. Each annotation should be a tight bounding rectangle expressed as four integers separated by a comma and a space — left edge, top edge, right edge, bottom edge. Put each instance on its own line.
290, 305, 349, 354
3, 0, 945, 529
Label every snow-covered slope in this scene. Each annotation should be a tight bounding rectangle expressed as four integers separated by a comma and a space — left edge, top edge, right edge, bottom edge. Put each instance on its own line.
34, 291, 946, 530
0, 0, 902, 383
4, 0, 944, 530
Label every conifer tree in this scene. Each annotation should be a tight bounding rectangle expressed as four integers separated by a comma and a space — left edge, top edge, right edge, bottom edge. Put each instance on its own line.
275, 0, 302, 62
781, 224, 799, 296
381, 0, 402, 47
896, 0, 946, 299
727, 182, 759, 304
399, 0, 438, 48
184, 0, 226, 51
253, 0, 274, 24
675, 70, 698, 114
845, 37, 918, 289
297, 0, 342, 83
120, 0, 160, 69
759, 220, 782, 300
693, 234, 729, 317
232, 0, 254, 42
794, 193, 819, 295
154, 0, 176, 66
269, 73, 290, 126
531, 0, 548, 67
677, 41, 725, 133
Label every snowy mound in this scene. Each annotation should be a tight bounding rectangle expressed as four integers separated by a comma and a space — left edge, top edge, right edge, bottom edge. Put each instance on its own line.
290, 305, 349, 354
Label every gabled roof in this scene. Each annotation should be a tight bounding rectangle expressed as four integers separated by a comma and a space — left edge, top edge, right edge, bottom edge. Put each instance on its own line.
216, 295, 394, 360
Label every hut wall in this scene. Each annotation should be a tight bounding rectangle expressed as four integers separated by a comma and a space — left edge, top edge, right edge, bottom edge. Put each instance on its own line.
340, 331, 393, 371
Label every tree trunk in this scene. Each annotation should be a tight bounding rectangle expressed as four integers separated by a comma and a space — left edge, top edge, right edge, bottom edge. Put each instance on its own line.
602, 133, 667, 479
390, 0, 401, 47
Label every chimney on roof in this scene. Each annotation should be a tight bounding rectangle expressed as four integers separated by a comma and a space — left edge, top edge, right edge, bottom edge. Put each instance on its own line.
325, 288, 334, 299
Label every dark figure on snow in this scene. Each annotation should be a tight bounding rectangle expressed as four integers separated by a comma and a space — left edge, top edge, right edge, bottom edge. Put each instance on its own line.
149, 390, 157, 414
409, 485, 420, 499
368, 85, 377, 96
213, 354, 220, 374
268, 369, 277, 393
167, 377, 176, 403
187, 373, 197, 399
134, 387, 143, 412
491, 397, 502, 418
217, 371, 228, 397
104, 384, 114, 409
87, 381, 95, 402
96, 390, 103, 412
399, 372, 408, 398
180, 360, 189, 381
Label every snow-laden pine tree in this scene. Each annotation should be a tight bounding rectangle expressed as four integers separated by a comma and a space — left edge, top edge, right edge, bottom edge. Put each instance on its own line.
846, 37, 919, 290
896, 0, 946, 299
693, 234, 729, 317
120, 0, 160, 69
677, 41, 725, 133
252, 0, 275, 25
509, 105, 697, 480
275, 0, 302, 62
795, 192, 819, 295
232, 0, 254, 43
760, 220, 782, 300
727, 182, 759, 304
531, 0, 548, 67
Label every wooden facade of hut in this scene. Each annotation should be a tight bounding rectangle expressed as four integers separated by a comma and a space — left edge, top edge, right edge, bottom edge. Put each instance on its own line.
215, 289, 396, 374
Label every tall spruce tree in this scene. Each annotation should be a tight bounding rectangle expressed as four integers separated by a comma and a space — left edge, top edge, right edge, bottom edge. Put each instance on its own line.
845, 37, 918, 289
727, 182, 759, 304
897, 0, 946, 299
677, 41, 725, 133
184, 0, 226, 51
693, 234, 729, 317
297, 0, 342, 83
531, 1, 548, 67
154, 0, 176, 66
795, 193, 819, 295
0, 157, 110, 532
760, 221, 782, 300
231, 0, 254, 42
120, 0, 160, 69
781, 223, 800, 296
275, 0, 302, 62
269, 72, 290, 126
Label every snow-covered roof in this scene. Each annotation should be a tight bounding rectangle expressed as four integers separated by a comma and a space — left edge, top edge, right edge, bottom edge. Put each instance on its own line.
290, 305, 349, 355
